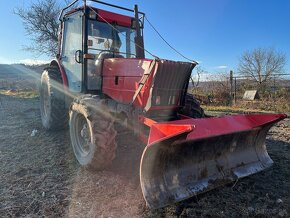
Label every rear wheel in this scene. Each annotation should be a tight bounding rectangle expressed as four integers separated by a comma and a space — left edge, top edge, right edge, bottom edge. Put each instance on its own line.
69, 95, 117, 170
180, 94, 205, 118
40, 67, 67, 130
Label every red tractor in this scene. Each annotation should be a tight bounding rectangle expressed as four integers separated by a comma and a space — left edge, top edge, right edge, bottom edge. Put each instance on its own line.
39, 0, 286, 209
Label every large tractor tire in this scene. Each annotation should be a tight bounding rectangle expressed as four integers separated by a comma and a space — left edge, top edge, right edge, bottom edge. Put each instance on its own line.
180, 94, 205, 118
69, 95, 117, 170
40, 67, 67, 130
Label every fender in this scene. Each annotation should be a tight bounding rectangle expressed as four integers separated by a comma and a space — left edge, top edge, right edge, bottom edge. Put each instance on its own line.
49, 59, 68, 88
49, 59, 73, 108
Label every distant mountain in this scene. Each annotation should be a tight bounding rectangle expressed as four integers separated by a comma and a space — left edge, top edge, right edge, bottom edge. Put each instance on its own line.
0, 64, 48, 79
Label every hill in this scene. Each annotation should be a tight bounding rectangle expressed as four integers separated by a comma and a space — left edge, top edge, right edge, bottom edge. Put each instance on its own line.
0, 64, 47, 79
0, 64, 48, 90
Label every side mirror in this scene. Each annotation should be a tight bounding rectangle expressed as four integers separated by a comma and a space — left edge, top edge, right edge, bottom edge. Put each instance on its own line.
75, 50, 83, 63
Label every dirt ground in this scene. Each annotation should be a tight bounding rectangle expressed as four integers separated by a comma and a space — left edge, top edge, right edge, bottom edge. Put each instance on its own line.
0, 93, 289, 218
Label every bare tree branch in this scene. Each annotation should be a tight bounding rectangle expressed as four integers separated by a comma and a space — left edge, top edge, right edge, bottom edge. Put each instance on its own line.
238, 47, 286, 88
190, 66, 205, 88
14, 0, 61, 57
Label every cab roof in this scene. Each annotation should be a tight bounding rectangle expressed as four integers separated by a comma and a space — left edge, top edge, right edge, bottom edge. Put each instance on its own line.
64, 6, 134, 28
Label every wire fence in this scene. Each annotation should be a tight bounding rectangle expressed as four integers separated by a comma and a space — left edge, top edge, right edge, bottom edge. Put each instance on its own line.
230, 73, 290, 103
190, 72, 290, 106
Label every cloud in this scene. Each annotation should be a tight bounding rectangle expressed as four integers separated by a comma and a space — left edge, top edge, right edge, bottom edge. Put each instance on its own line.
19, 59, 50, 66
191, 72, 212, 82
215, 65, 228, 69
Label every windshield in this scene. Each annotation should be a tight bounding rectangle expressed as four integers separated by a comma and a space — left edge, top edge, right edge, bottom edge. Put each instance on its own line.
88, 20, 136, 58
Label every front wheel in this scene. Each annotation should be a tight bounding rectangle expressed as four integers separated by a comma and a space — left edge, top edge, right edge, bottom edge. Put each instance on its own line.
69, 95, 117, 170
180, 94, 205, 118
39, 67, 67, 130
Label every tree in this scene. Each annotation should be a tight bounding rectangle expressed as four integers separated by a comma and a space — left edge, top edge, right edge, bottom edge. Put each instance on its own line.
14, 0, 61, 57
238, 47, 286, 87
190, 66, 205, 88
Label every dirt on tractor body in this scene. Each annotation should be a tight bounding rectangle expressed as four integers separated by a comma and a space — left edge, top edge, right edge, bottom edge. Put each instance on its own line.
0, 94, 289, 218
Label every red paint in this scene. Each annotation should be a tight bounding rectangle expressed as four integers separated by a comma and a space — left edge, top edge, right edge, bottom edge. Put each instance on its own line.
102, 59, 188, 112
147, 113, 287, 147
102, 58, 152, 106
97, 9, 133, 27
136, 65, 155, 108
139, 116, 157, 127
146, 105, 181, 111
178, 114, 192, 120
148, 124, 193, 145
50, 59, 68, 88
139, 132, 149, 144
64, 6, 133, 27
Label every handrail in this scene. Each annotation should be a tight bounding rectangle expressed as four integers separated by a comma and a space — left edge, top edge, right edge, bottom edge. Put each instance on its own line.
58, 0, 145, 21
89, 0, 145, 15
58, 0, 79, 21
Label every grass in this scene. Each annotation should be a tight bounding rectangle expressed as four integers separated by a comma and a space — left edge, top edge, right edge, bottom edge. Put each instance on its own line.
0, 89, 38, 98
202, 105, 275, 114
203, 99, 290, 116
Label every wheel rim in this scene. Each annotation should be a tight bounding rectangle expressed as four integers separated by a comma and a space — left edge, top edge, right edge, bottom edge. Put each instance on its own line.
73, 113, 92, 157
40, 81, 50, 118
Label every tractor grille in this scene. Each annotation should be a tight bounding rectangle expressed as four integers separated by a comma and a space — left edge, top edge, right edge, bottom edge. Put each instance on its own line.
145, 60, 195, 111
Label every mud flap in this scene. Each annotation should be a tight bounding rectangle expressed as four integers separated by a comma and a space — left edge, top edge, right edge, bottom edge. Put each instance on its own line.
140, 114, 287, 209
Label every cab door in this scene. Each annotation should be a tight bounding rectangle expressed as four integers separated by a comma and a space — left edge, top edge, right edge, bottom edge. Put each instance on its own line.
61, 11, 83, 92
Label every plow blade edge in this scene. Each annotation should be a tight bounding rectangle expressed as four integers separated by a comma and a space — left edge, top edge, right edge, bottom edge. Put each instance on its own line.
140, 114, 287, 209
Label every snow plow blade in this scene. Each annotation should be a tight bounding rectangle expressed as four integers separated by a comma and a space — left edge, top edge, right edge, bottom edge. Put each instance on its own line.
140, 113, 287, 209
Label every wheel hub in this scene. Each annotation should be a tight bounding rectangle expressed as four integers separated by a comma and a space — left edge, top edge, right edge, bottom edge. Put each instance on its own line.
41, 83, 50, 117
80, 124, 90, 144
74, 115, 92, 155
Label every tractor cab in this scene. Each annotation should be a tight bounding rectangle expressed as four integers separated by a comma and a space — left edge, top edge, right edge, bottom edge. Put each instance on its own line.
58, 2, 144, 93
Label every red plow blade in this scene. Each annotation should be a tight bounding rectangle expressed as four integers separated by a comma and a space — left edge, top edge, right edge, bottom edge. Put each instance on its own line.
140, 113, 287, 209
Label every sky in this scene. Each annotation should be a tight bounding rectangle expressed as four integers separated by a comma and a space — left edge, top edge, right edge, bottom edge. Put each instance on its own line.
0, 0, 289, 73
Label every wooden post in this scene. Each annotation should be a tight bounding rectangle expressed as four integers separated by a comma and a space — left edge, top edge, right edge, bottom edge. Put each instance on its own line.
273, 75, 276, 100
234, 77, 237, 104
230, 70, 233, 105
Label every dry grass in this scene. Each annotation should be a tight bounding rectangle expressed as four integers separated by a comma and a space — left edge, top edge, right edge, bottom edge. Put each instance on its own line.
203, 105, 274, 114
236, 99, 290, 115
0, 89, 38, 98
0, 95, 146, 217
1, 95, 290, 217
203, 99, 290, 116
